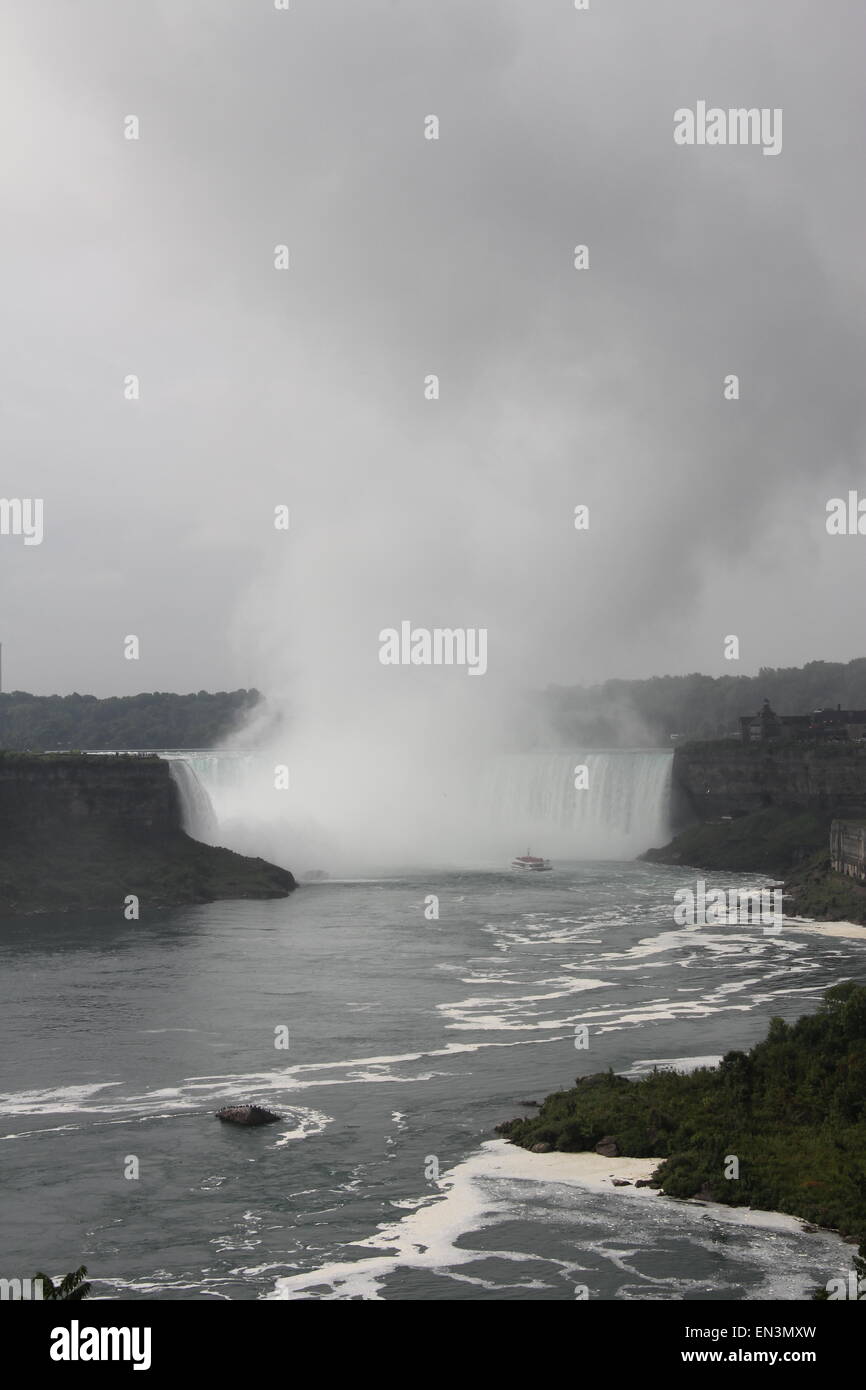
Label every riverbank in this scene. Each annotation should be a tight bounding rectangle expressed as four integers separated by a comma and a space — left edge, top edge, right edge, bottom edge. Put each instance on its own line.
475, 1141, 843, 1240
641, 806, 866, 925
268, 1138, 852, 1301
497, 984, 866, 1253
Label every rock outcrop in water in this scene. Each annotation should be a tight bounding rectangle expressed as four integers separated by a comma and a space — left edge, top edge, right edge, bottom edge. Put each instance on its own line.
0, 752, 295, 917
216, 1106, 281, 1126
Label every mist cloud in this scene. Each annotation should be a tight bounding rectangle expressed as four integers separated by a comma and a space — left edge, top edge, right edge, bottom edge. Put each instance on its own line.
2, 0, 865, 759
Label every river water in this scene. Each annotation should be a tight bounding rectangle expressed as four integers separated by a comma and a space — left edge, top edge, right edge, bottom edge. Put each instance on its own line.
1, 860, 862, 1300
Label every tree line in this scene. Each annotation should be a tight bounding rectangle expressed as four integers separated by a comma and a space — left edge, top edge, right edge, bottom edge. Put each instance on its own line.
543, 658, 866, 746
0, 689, 262, 750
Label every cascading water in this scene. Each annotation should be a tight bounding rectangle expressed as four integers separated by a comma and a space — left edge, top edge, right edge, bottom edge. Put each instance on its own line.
167, 759, 220, 844
162, 747, 673, 867
479, 750, 673, 859
162, 752, 295, 869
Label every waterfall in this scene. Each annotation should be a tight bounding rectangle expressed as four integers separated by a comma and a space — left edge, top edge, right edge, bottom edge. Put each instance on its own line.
479, 750, 673, 859
158, 746, 673, 866
167, 759, 220, 844
159, 752, 261, 820
174, 752, 316, 872
161, 752, 282, 861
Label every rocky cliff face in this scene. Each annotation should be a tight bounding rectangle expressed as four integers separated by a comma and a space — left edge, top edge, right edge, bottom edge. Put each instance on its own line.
0, 753, 295, 918
672, 742, 866, 821
0, 753, 178, 830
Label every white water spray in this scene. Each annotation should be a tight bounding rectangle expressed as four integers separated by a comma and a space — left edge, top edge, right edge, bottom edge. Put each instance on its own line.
165, 747, 673, 869
478, 750, 673, 860
166, 759, 219, 845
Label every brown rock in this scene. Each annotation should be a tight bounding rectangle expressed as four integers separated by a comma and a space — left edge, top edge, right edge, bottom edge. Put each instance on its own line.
531, 1142, 553, 1153
216, 1105, 281, 1127
595, 1136, 619, 1158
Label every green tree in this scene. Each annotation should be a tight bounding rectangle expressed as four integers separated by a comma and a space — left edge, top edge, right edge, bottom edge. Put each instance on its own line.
34, 1265, 92, 1301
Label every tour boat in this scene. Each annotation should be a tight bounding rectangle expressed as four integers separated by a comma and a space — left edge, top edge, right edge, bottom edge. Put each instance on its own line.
511, 850, 553, 872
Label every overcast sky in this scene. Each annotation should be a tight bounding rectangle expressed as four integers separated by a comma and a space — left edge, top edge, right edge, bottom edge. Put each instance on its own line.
2, 0, 866, 700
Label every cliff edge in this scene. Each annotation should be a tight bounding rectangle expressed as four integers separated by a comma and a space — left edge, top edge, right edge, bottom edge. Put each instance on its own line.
0, 753, 294, 918
642, 740, 866, 925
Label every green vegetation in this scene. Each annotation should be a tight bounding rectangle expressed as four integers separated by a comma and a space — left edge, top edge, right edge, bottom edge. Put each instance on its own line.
499, 984, 866, 1254
786, 850, 866, 926
0, 689, 263, 751
34, 1266, 91, 1301
544, 656, 866, 746
643, 807, 831, 876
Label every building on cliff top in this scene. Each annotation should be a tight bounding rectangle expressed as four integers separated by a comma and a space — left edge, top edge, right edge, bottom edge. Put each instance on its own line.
831, 819, 866, 884
739, 700, 866, 745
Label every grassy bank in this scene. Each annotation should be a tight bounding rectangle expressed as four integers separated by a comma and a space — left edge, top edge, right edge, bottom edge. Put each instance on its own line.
785, 850, 866, 925
642, 807, 830, 876
498, 983, 866, 1249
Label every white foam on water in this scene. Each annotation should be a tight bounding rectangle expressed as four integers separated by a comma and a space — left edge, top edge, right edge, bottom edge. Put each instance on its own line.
2, 1123, 83, 1140
268, 1146, 519, 1300
0, 1038, 574, 1127
273, 1108, 333, 1147
0, 1081, 124, 1115
267, 1139, 849, 1301
140, 1028, 200, 1035
438, 976, 613, 1031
